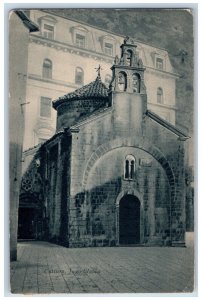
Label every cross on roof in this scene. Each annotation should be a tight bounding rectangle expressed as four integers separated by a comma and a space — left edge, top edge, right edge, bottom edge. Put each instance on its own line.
95, 64, 103, 77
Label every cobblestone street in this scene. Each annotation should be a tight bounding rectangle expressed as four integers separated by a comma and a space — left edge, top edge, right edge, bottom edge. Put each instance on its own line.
10, 234, 195, 295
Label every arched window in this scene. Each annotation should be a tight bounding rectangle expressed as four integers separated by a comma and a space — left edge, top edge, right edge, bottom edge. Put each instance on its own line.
130, 160, 135, 179
42, 59, 52, 79
126, 50, 133, 66
118, 71, 127, 91
75, 67, 84, 85
157, 87, 163, 104
132, 73, 140, 93
125, 160, 129, 179
124, 155, 135, 180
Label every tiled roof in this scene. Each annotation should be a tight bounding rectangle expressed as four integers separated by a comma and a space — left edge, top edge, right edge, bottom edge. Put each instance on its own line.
53, 75, 109, 109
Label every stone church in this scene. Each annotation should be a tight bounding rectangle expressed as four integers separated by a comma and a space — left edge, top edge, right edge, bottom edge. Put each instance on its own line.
18, 38, 189, 247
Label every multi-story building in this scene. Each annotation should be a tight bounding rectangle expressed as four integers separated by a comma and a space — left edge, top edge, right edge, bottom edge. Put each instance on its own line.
23, 9, 178, 151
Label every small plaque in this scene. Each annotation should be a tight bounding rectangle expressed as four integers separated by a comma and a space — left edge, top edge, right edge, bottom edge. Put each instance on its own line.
139, 158, 152, 167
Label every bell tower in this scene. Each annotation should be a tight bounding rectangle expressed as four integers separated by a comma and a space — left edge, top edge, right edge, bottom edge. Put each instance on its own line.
109, 37, 148, 135
110, 36, 147, 96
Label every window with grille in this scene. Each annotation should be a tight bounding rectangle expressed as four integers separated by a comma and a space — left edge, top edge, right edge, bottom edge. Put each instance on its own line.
104, 43, 113, 56
124, 155, 135, 180
40, 97, 52, 118
156, 58, 164, 70
157, 87, 163, 104
75, 67, 84, 85
75, 34, 85, 48
43, 24, 54, 39
42, 59, 52, 79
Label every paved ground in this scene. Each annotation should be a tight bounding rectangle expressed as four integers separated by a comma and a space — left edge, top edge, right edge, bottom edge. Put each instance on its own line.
10, 233, 195, 295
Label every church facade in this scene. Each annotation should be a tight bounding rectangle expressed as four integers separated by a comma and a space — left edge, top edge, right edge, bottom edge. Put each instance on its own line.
18, 38, 189, 247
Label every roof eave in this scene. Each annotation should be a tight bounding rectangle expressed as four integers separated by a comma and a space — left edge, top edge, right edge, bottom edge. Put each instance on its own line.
15, 10, 39, 32
146, 110, 190, 140
53, 95, 108, 110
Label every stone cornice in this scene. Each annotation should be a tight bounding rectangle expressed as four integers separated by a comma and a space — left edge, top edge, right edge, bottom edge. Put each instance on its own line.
41, 9, 172, 53
146, 67, 179, 79
28, 73, 80, 89
148, 102, 178, 111
29, 34, 114, 64
29, 35, 178, 78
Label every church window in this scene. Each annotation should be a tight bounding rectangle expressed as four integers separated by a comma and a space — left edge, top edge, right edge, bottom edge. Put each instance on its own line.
42, 23, 54, 39
156, 58, 164, 70
157, 87, 163, 104
75, 33, 85, 48
130, 160, 135, 178
125, 160, 129, 179
104, 42, 113, 56
75, 67, 84, 85
124, 155, 135, 180
126, 50, 133, 66
40, 97, 52, 118
132, 73, 140, 93
42, 59, 52, 79
118, 72, 127, 91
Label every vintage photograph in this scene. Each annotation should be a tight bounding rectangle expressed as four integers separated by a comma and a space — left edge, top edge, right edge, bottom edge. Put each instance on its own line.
9, 8, 194, 294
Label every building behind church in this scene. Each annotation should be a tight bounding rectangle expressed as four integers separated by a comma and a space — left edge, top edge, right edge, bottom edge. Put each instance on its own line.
18, 37, 189, 247
22, 9, 177, 151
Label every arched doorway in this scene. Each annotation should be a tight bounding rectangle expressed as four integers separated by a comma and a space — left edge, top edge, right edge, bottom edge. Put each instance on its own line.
18, 193, 42, 240
119, 195, 140, 245
18, 207, 37, 239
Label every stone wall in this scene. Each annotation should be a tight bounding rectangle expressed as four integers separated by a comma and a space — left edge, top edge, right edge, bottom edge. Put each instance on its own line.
20, 89, 186, 247
56, 98, 109, 131
69, 147, 171, 247
45, 134, 72, 245
67, 91, 186, 247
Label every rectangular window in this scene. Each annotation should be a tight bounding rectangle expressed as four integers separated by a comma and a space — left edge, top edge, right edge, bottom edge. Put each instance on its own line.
43, 24, 54, 39
40, 97, 51, 118
104, 43, 113, 56
75, 34, 85, 48
156, 58, 164, 70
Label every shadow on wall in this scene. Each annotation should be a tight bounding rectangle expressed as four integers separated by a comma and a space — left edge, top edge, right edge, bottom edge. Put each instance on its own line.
68, 169, 171, 248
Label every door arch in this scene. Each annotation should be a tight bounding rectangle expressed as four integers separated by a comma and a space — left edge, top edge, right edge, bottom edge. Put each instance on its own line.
18, 207, 37, 239
18, 193, 42, 240
119, 195, 140, 245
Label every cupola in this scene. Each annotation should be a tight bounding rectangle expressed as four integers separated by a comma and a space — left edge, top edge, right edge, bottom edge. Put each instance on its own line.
53, 72, 109, 131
